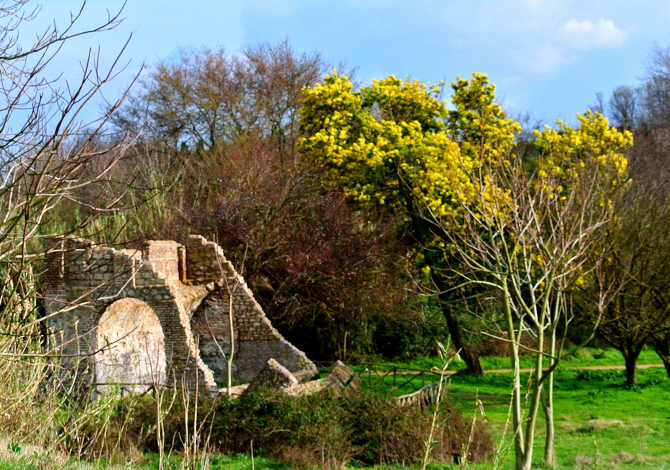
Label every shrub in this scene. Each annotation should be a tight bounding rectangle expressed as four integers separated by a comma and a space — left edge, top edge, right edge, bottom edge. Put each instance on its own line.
214, 388, 493, 468
54, 387, 493, 468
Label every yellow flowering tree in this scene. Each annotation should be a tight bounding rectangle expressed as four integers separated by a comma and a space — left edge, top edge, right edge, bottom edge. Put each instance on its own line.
534, 110, 630, 197
300, 73, 463, 216
299, 72, 519, 376
448, 73, 520, 165
301, 70, 631, 469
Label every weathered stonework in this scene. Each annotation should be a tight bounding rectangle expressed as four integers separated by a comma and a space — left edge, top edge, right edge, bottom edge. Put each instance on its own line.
242, 359, 361, 397
42, 235, 317, 394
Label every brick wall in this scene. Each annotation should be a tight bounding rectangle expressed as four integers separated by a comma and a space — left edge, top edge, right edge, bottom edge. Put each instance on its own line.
41, 235, 316, 394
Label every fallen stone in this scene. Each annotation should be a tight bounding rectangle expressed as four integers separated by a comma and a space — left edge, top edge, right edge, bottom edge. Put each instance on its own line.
292, 364, 320, 383
219, 383, 249, 398
240, 359, 361, 398
246, 358, 299, 392
323, 360, 361, 395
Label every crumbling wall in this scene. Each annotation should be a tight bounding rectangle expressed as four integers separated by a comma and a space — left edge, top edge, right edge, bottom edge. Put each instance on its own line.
189, 288, 235, 381
186, 236, 317, 383
42, 235, 316, 393
42, 236, 216, 393
142, 240, 185, 282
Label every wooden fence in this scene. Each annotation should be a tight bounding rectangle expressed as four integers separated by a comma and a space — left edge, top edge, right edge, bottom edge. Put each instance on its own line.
315, 361, 449, 396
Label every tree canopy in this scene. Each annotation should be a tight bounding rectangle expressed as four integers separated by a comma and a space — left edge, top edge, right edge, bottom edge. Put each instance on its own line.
300, 70, 633, 469
298, 72, 523, 375
299, 72, 521, 225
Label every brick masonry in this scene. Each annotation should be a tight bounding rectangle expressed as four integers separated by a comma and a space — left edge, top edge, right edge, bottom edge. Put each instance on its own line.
42, 235, 317, 394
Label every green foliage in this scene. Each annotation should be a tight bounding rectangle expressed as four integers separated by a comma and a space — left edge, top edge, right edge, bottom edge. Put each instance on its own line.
215, 388, 492, 468
370, 297, 449, 360
53, 387, 492, 469
5, 444, 19, 454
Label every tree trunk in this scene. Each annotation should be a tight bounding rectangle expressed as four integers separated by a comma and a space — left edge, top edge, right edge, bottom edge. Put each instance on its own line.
542, 381, 555, 467
542, 331, 557, 468
624, 353, 638, 385
440, 301, 485, 376
651, 336, 670, 379
519, 326, 545, 470
502, 281, 525, 470
662, 357, 670, 379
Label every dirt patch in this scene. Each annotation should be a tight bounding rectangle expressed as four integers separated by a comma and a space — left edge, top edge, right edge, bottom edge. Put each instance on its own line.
562, 418, 624, 434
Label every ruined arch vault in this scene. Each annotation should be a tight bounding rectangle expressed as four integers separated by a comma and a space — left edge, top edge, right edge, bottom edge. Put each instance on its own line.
96, 298, 166, 394
42, 235, 317, 394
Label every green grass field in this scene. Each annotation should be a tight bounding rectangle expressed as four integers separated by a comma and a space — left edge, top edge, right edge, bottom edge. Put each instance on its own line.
336, 348, 670, 469
446, 367, 670, 469
371, 347, 663, 373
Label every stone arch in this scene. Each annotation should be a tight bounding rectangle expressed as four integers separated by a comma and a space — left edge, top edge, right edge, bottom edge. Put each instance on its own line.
42, 235, 315, 394
95, 298, 166, 394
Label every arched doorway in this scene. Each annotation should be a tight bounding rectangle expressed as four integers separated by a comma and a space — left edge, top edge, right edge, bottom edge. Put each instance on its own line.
95, 298, 166, 394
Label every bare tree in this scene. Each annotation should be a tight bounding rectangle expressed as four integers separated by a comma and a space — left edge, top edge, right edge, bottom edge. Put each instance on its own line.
609, 86, 639, 131
577, 156, 670, 385
591, 91, 605, 115
642, 45, 670, 132
419, 137, 623, 469
572, 45, 670, 384
0, 0, 134, 348
112, 41, 326, 158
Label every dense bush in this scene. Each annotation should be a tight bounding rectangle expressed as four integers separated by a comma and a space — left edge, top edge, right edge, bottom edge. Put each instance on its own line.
220, 389, 493, 468
59, 388, 493, 468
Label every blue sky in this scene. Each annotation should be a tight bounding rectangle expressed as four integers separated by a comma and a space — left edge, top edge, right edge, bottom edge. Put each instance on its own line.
25, 1, 670, 127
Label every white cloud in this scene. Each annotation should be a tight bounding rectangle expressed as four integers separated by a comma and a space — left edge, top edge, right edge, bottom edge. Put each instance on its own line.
519, 46, 564, 74
562, 18, 627, 49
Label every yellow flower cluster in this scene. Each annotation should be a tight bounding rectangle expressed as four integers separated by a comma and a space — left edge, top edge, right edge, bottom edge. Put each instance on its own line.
534, 110, 631, 186
298, 73, 630, 285
298, 72, 520, 226
299, 72, 467, 220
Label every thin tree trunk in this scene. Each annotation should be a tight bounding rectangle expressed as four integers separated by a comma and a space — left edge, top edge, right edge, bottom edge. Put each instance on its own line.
502, 280, 525, 470
541, 386, 555, 467
542, 313, 558, 467
439, 299, 485, 376
662, 357, 670, 379
520, 327, 545, 470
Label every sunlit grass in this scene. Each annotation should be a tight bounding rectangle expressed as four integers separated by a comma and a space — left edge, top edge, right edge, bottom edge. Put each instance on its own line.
445, 367, 670, 469
374, 346, 663, 373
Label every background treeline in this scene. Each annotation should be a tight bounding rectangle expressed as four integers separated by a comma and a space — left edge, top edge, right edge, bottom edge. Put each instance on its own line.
45, 40, 670, 380
570, 45, 670, 384
48, 43, 445, 362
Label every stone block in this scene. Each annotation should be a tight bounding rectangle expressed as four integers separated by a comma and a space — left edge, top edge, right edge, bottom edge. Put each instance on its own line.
246, 358, 298, 392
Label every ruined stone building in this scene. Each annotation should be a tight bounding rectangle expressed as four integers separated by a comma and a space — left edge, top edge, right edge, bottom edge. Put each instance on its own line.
42, 235, 317, 394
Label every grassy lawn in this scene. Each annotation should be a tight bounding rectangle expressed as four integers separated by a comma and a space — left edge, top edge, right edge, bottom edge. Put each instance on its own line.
370, 347, 663, 373
352, 365, 670, 469
347, 349, 670, 469
446, 367, 670, 469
